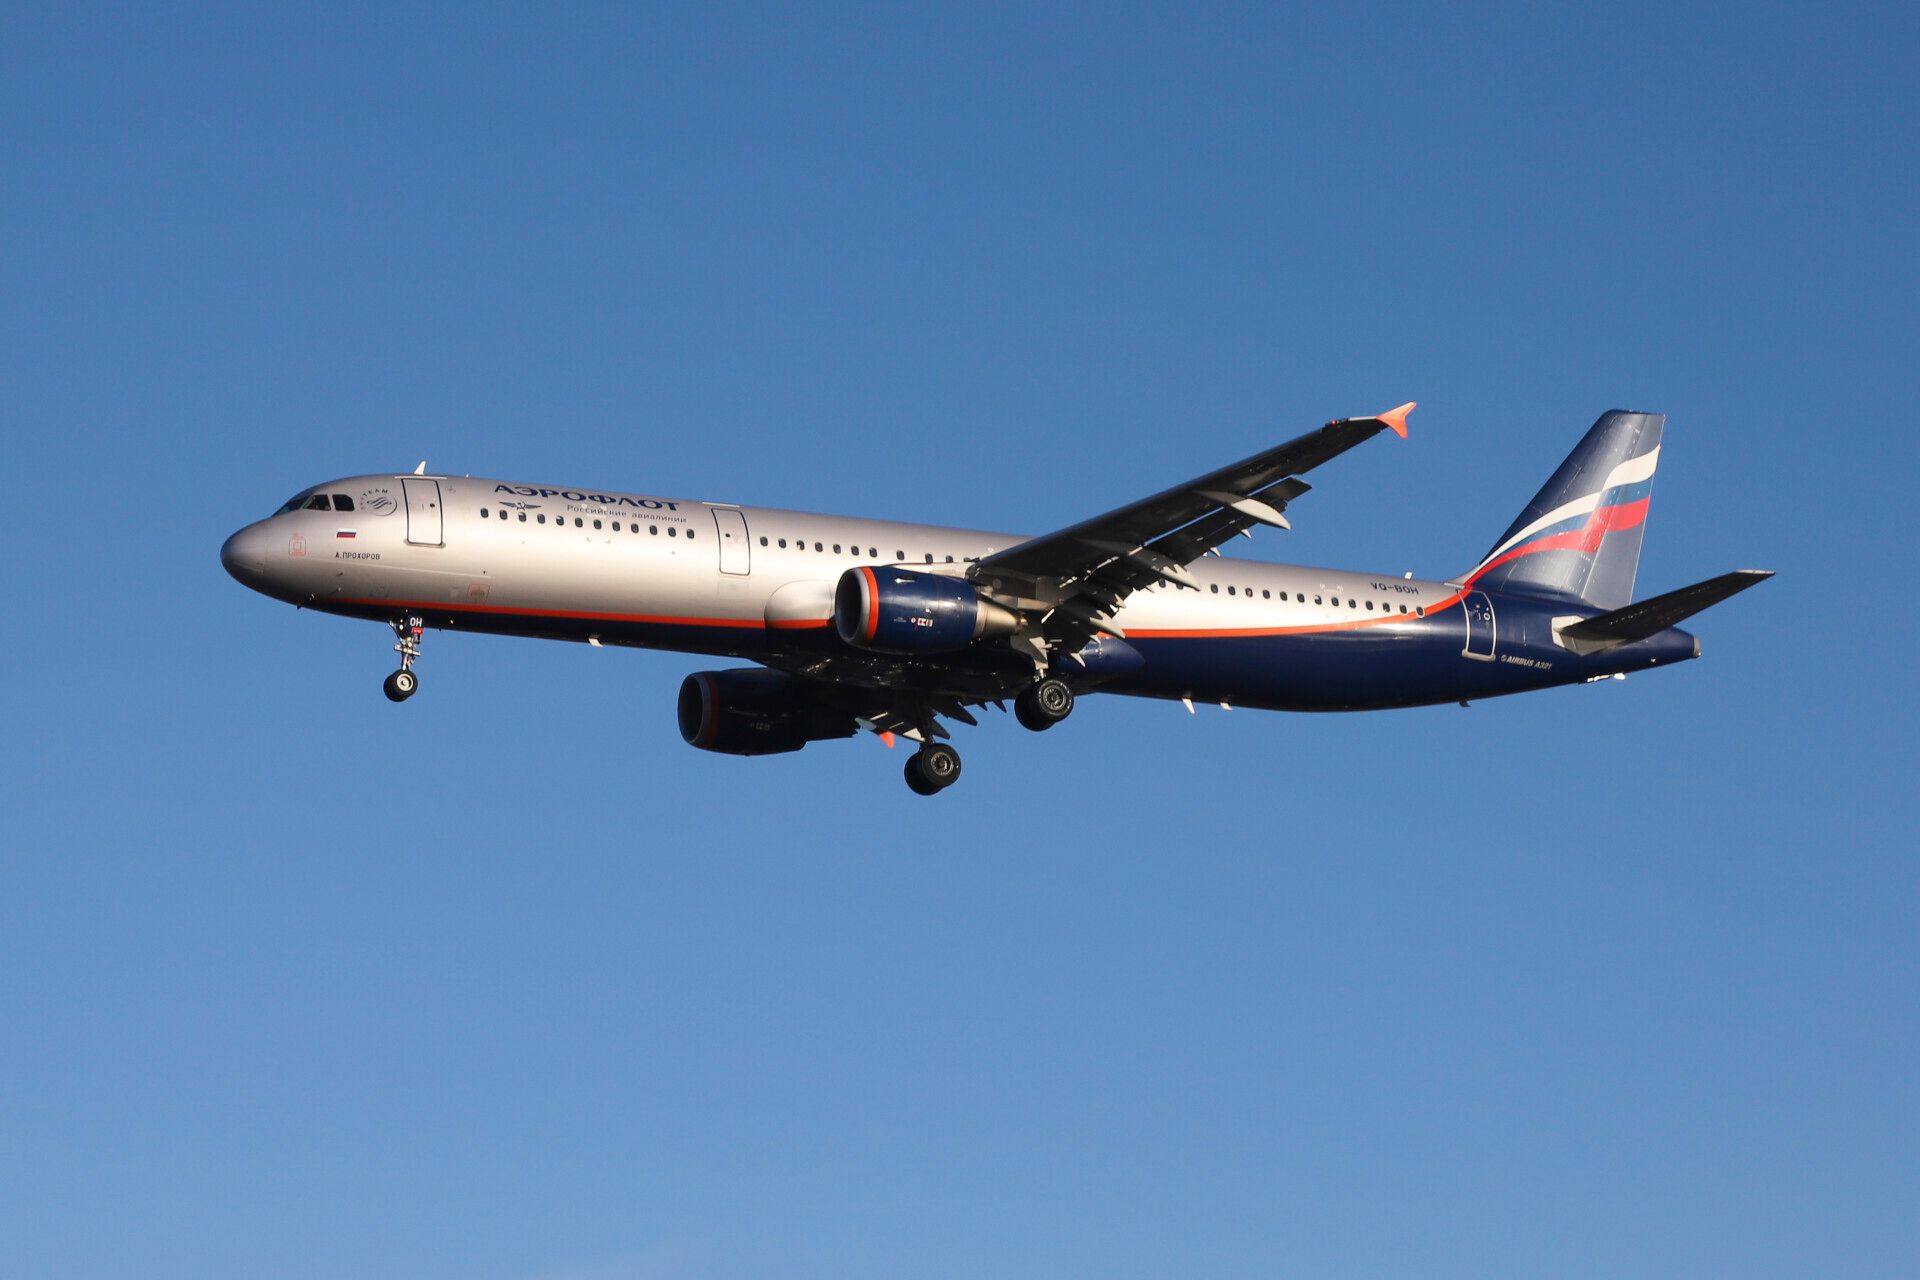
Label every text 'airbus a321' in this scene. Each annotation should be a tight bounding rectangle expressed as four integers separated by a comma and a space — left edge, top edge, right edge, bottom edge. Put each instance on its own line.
222, 404, 1769, 794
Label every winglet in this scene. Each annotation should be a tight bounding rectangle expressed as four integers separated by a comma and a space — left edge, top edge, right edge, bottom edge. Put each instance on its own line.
1377, 401, 1415, 439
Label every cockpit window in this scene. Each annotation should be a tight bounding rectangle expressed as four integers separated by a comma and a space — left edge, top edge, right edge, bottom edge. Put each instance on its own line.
303, 495, 333, 512
277, 492, 310, 514
332, 494, 355, 512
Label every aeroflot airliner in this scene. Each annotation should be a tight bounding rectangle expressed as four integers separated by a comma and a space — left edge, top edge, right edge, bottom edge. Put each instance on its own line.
222, 405, 1769, 794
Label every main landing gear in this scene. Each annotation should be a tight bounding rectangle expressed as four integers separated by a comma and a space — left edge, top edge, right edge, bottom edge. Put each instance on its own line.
1014, 676, 1074, 732
900, 678, 1072, 794
904, 742, 962, 796
383, 615, 424, 702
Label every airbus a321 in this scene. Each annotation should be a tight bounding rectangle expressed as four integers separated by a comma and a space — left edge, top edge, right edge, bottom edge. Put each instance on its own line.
221, 405, 1769, 794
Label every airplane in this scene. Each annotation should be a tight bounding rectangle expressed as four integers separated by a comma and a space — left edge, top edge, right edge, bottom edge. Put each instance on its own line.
220, 405, 1770, 794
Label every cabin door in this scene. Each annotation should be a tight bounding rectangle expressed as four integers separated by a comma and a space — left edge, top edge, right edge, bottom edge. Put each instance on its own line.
402, 478, 443, 547
1462, 591, 1496, 660
713, 508, 750, 575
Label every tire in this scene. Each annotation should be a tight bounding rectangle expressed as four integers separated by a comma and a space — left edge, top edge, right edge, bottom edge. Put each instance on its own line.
383, 670, 418, 702
911, 743, 962, 792
1015, 678, 1074, 731
904, 755, 939, 795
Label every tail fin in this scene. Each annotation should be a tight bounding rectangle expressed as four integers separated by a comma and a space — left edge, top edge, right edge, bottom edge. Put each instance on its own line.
1465, 410, 1664, 609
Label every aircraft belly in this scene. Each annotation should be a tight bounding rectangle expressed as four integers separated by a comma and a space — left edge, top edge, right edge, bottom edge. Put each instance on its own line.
1103, 597, 1468, 710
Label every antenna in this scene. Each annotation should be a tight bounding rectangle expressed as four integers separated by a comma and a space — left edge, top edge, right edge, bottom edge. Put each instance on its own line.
413, 461, 427, 475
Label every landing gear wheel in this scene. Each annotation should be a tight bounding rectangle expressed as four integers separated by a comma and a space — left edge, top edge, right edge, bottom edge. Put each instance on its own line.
384, 615, 425, 703
1014, 677, 1075, 731
904, 758, 940, 796
905, 742, 962, 794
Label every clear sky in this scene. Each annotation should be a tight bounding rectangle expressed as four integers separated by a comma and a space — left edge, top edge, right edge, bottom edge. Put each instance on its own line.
3, 4, 1915, 1277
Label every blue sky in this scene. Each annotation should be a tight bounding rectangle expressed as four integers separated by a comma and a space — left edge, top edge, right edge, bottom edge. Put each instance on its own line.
3, 4, 1915, 1277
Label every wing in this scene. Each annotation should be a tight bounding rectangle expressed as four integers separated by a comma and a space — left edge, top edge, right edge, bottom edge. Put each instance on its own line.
972, 403, 1415, 653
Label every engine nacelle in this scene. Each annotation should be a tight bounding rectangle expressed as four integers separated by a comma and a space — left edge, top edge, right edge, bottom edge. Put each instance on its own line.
677, 669, 859, 756
833, 566, 1021, 653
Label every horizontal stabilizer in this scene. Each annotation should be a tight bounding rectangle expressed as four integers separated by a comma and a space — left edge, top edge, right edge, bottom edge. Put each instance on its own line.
1555, 569, 1773, 654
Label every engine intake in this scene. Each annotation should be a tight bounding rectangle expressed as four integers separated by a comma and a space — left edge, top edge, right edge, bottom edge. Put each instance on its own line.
834, 566, 1020, 653
677, 669, 859, 756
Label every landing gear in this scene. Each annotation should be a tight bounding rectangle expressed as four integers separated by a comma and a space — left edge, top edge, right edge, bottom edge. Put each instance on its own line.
384, 615, 424, 702
904, 742, 962, 795
1014, 677, 1074, 731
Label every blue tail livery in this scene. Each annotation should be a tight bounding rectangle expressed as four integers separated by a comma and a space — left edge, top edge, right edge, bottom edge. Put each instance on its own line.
221, 403, 1772, 794
1466, 409, 1664, 609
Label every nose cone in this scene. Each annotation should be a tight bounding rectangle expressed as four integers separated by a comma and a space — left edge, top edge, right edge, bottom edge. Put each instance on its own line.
221, 522, 269, 588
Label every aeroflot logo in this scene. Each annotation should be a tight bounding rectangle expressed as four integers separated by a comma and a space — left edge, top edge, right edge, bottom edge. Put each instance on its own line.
494, 484, 680, 511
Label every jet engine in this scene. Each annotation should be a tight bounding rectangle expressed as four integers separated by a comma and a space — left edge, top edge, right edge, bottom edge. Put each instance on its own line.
833, 566, 1020, 653
677, 669, 860, 756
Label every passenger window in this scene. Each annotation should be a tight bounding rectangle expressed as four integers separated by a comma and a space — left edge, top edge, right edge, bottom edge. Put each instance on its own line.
537, 514, 546, 524
669, 527, 677, 537
1314, 595, 1322, 605
518, 512, 527, 522
1366, 600, 1374, 611
650, 525, 659, 535
613, 522, 621, 531
686, 529, 695, 539
304, 495, 332, 511
1210, 584, 1219, 593
815, 542, 824, 552
925, 554, 933, 563
833, 544, 842, 554
759, 536, 768, 546
868, 547, 877, 558
1262, 590, 1270, 599
333, 495, 355, 511
946, 555, 954, 564
1227, 586, 1236, 596
481, 508, 490, 519
778, 538, 787, 548
1348, 599, 1356, 608
895, 550, 904, 561
593, 519, 602, 529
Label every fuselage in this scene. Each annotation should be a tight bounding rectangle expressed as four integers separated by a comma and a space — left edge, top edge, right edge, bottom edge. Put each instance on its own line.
220, 472, 1698, 711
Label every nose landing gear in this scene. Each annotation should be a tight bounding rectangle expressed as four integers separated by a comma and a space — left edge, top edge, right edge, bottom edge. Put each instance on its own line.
383, 615, 424, 702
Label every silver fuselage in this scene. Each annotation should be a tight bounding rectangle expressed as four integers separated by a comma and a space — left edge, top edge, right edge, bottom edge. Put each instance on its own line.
222, 471, 1689, 713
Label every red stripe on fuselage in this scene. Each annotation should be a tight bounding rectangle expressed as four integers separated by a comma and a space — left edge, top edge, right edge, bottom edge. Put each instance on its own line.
335, 587, 1475, 644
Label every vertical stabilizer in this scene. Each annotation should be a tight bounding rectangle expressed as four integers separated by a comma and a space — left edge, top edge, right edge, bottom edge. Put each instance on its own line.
1465, 410, 1664, 610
